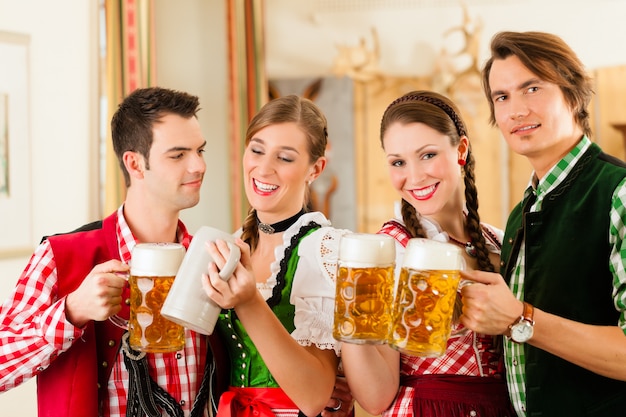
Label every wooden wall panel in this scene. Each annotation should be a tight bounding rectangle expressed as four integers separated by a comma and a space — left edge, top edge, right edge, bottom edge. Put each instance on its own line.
593, 65, 626, 161
450, 76, 509, 229
354, 81, 399, 233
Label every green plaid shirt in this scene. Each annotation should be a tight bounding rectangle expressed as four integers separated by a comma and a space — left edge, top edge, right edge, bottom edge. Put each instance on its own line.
505, 136, 626, 416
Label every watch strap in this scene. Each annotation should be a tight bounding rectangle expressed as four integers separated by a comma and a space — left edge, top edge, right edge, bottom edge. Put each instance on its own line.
507, 301, 535, 337
521, 301, 535, 324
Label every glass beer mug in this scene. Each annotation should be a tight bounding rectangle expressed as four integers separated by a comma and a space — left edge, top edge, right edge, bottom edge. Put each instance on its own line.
129, 242, 186, 353
388, 238, 463, 357
333, 233, 395, 344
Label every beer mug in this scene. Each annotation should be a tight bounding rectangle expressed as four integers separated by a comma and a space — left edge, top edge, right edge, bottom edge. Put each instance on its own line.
161, 226, 241, 335
129, 243, 186, 353
388, 238, 463, 357
333, 233, 395, 344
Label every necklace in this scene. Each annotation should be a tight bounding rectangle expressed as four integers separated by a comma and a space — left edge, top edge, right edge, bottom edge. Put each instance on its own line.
448, 235, 477, 257
257, 209, 305, 234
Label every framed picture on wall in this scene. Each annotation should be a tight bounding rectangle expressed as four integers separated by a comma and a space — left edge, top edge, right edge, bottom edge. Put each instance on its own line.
0, 93, 7, 196
0, 31, 32, 259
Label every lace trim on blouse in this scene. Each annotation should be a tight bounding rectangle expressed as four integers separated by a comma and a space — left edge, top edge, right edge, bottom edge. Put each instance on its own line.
257, 212, 331, 294
253, 212, 343, 354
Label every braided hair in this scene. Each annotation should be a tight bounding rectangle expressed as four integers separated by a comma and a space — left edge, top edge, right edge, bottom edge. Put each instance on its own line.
381, 91, 495, 274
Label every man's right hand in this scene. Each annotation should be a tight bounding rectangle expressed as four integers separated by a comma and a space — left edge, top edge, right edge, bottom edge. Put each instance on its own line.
459, 269, 522, 335
65, 260, 129, 328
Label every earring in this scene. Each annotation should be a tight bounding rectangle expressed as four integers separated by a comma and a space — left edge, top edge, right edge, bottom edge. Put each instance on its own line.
458, 158, 466, 166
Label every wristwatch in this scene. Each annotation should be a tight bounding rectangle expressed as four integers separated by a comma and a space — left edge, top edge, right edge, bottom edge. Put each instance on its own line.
507, 301, 535, 343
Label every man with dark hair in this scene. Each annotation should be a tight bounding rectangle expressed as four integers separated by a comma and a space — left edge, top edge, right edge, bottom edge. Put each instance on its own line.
0, 87, 224, 416
461, 31, 626, 416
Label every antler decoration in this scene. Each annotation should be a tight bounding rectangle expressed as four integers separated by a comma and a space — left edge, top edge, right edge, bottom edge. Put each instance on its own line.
331, 3, 483, 96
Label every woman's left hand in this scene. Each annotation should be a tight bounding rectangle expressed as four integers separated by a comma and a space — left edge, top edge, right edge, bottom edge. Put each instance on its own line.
202, 238, 258, 309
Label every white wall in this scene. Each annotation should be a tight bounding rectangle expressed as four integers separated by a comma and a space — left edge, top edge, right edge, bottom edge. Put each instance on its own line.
0, 0, 99, 241
0, 2, 97, 414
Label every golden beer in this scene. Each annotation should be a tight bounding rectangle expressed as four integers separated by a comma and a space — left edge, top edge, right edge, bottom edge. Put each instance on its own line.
128, 274, 185, 352
333, 233, 395, 344
389, 268, 460, 357
129, 243, 185, 353
334, 265, 395, 343
388, 239, 463, 357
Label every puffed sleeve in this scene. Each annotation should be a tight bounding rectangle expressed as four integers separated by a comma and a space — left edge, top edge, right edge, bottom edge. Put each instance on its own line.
290, 226, 350, 355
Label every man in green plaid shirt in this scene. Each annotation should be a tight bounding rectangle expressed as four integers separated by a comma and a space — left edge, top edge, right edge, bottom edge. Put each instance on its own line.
459, 31, 626, 416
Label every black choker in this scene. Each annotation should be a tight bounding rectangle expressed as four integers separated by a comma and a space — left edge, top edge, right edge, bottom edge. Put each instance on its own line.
257, 209, 305, 234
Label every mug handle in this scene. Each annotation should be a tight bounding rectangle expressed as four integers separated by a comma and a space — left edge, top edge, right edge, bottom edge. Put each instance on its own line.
218, 242, 241, 280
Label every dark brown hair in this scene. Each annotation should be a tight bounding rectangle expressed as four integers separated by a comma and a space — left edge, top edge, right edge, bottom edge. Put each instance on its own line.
481, 31, 593, 137
241, 95, 328, 251
380, 90, 495, 274
111, 87, 201, 187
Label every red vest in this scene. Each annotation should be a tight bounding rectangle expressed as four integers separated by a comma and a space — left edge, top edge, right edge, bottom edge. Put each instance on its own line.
37, 213, 231, 416
37, 213, 125, 417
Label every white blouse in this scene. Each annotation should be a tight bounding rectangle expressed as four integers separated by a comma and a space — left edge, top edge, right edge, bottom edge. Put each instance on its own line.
237, 212, 350, 356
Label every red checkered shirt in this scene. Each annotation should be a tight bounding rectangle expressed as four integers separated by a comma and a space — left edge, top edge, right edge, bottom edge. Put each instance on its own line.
378, 218, 505, 417
0, 207, 210, 417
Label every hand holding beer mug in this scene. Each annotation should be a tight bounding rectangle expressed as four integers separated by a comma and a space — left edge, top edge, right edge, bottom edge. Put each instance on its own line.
333, 233, 395, 344
161, 226, 241, 335
388, 238, 463, 357
129, 243, 186, 352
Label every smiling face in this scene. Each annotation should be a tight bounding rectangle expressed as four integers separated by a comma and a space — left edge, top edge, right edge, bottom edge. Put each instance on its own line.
243, 122, 325, 223
135, 113, 206, 213
383, 121, 467, 219
489, 55, 582, 178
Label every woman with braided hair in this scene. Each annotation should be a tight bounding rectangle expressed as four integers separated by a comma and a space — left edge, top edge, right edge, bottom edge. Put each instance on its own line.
200, 95, 353, 417
341, 90, 514, 416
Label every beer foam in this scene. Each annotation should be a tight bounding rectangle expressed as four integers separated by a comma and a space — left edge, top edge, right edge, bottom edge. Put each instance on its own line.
131, 243, 185, 276
339, 233, 395, 266
402, 238, 463, 270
